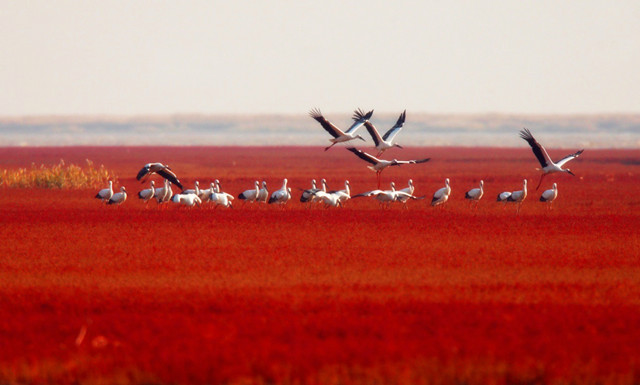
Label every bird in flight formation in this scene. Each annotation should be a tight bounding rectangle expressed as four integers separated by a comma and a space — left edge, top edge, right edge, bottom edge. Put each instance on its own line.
309, 108, 372, 151
519, 128, 584, 190
136, 162, 184, 190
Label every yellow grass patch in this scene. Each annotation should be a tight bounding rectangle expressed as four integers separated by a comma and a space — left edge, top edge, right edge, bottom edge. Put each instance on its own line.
0, 159, 117, 189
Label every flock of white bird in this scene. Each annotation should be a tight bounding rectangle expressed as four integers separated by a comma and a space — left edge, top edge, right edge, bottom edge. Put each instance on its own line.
95, 110, 583, 212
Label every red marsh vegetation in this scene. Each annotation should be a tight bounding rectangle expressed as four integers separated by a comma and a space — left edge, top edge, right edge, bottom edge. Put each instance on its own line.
0, 146, 639, 384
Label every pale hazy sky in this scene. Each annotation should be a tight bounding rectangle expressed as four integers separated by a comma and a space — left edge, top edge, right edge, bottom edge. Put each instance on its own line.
1, 1, 639, 116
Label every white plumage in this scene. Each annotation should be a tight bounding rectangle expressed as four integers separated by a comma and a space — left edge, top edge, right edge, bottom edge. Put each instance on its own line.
107, 186, 127, 205
431, 178, 451, 207
268, 179, 292, 206
95, 180, 113, 203
506, 179, 528, 214
137, 181, 155, 203
464, 180, 484, 208
172, 192, 202, 207
539, 183, 558, 208
238, 181, 261, 203
210, 180, 234, 208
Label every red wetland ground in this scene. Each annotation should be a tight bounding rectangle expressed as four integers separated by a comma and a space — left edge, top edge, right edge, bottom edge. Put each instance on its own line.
0, 146, 639, 385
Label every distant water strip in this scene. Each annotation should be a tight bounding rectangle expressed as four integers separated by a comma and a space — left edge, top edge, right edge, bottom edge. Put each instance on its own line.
1, 114, 639, 148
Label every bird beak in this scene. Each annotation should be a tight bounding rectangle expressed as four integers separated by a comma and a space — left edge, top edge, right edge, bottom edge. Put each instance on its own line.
396, 144, 404, 149
358, 136, 365, 141
567, 170, 575, 176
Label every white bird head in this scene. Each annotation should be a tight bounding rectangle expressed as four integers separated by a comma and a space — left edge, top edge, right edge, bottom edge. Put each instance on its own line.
479, 180, 484, 187
445, 178, 450, 186
553, 183, 558, 189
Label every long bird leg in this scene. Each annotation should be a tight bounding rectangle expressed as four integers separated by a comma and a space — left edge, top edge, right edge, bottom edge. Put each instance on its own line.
324, 142, 337, 151
536, 173, 546, 191
376, 171, 381, 189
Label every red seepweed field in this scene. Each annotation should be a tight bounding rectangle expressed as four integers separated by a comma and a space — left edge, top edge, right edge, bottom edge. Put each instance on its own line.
1, 146, 639, 385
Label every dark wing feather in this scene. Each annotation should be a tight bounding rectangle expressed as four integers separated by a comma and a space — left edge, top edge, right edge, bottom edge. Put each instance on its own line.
136, 166, 150, 181
309, 108, 341, 138
412, 158, 431, 164
346, 147, 379, 165
519, 128, 548, 168
157, 169, 183, 190
363, 121, 381, 146
382, 110, 406, 141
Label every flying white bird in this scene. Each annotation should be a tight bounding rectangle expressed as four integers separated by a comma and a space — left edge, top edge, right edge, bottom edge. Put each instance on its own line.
107, 186, 127, 205
310, 108, 373, 151
95, 180, 113, 203
346, 147, 430, 188
353, 182, 420, 208
353, 182, 398, 208
431, 178, 451, 207
136, 162, 183, 190
358, 109, 407, 157
539, 183, 558, 209
519, 128, 584, 190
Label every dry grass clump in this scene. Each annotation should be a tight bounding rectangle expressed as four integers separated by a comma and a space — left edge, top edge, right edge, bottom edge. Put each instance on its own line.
0, 159, 117, 189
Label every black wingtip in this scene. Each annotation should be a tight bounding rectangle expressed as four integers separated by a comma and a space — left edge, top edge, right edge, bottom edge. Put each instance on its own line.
309, 108, 322, 119
397, 110, 406, 125
519, 128, 534, 140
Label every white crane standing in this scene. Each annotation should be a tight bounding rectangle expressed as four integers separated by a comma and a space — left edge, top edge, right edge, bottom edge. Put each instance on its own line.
431, 178, 451, 207
95, 180, 113, 203
464, 180, 484, 208
539, 183, 558, 209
